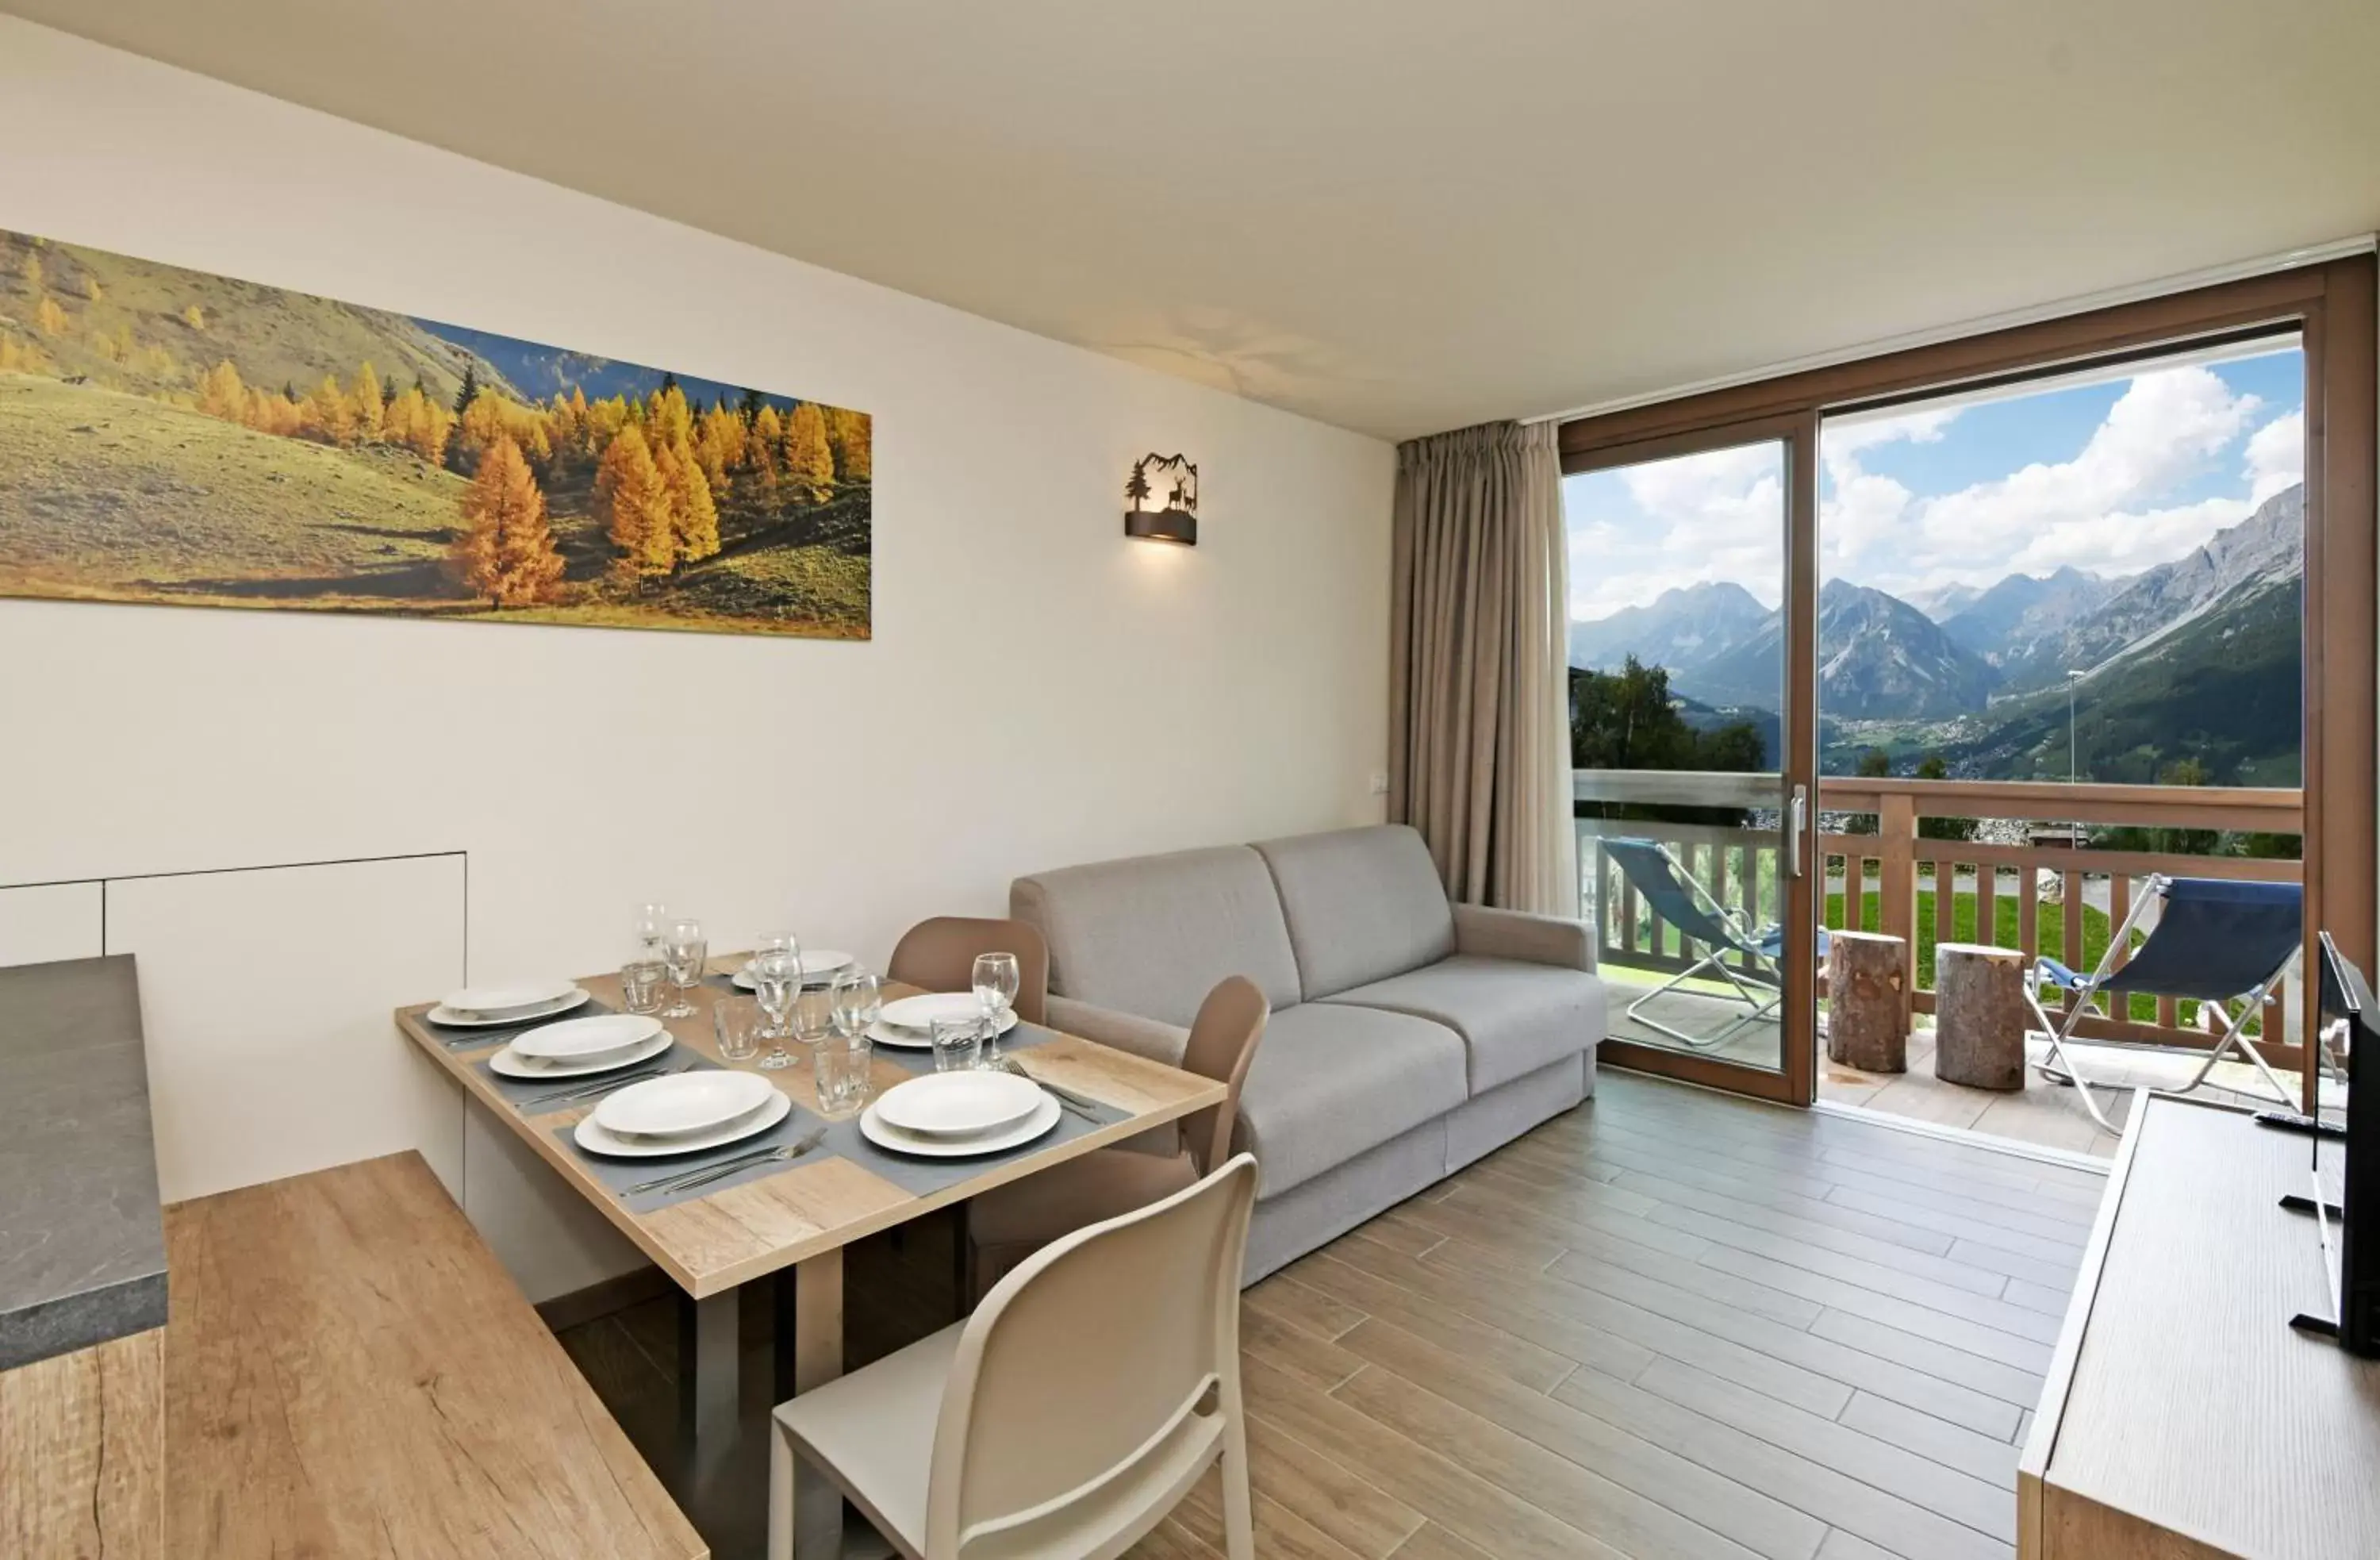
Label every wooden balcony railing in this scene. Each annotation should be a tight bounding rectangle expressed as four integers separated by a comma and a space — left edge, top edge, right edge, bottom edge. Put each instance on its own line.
1575, 769, 2308, 1070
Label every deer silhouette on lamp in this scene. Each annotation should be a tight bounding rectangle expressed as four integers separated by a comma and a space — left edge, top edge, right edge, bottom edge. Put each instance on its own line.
1125, 453, 1198, 545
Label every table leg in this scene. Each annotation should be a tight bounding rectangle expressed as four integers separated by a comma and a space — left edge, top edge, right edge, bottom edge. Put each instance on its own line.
676, 1285, 743, 1539
786, 1249, 845, 1558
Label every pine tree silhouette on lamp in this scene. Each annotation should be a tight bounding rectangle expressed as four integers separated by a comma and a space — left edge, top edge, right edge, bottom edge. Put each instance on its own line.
1125, 453, 1198, 545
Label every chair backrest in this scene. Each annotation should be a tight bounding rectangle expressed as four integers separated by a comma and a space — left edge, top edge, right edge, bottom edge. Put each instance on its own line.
925, 1155, 1259, 1559
1600, 837, 1745, 952
887, 916, 1050, 1027
1176, 976, 1269, 1175
2103, 878, 2304, 1001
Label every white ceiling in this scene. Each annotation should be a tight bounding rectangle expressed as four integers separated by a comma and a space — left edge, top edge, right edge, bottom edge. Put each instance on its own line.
11, 0, 2376, 440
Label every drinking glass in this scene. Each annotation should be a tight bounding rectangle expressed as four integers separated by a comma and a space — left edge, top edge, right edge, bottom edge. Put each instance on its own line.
619, 959, 667, 1016
815, 1035, 873, 1116
632, 901, 671, 959
751, 946, 801, 1071
973, 951, 1021, 1060
712, 995, 765, 1063
931, 1014, 985, 1073
831, 968, 881, 1043
793, 984, 836, 1053
661, 917, 707, 1019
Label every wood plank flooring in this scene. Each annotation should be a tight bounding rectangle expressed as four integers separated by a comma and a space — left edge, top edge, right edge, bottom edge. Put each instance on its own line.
556, 1068, 2100, 1559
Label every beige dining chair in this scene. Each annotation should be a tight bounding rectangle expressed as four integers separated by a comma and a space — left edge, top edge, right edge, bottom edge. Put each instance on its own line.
965, 975, 1268, 1298
887, 916, 1050, 1027
769, 1153, 1261, 1560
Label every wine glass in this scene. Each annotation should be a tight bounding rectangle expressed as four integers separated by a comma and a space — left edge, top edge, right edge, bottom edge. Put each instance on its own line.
661, 917, 706, 1019
632, 901, 671, 959
751, 945, 801, 1071
973, 951, 1020, 1060
750, 929, 798, 992
831, 967, 881, 1043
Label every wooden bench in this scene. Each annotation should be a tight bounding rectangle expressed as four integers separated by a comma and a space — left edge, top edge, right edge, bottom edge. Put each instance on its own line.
164, 1151, 705, 1559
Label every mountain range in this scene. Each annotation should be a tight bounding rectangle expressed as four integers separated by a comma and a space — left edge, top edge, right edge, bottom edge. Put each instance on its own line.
1568, 482, 2305, 781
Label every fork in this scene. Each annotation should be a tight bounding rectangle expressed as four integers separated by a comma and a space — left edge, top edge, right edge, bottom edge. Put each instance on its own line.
628, 1128, 827, 1197
519, 1062, 689, 1112
988, 1058, 1103, 1121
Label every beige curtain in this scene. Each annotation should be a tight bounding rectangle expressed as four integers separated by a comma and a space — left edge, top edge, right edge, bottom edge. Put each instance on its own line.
1387, 420, 1578, 916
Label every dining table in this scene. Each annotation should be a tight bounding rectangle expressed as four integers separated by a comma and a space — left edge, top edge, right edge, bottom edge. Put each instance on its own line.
395, 955, 1227, 1557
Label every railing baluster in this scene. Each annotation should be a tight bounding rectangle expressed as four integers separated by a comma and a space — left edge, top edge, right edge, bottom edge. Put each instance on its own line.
2063, 870, 2086, 1020
2020, 868, 2040, 981
1844, 851, 1865, 934
1932, 850, 1954, 989
1977, 858, 1998, 954
2109, 874, 2133, 1031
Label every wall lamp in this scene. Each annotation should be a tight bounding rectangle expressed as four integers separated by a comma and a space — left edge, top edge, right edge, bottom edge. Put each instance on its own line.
1125, 453, 1198, 545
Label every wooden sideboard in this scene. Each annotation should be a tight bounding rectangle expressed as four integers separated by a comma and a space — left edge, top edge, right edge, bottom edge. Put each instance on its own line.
2020, 1092, 2380, 1558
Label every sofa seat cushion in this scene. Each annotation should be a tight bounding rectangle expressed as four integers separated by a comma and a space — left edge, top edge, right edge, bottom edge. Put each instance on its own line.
1253, 825, 1457, 1000
1322, 955, 1604, 1095
1233, 1001, 1466, 1198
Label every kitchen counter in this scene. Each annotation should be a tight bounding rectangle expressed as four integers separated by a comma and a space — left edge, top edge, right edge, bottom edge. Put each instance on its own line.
0, 955, 167, 1371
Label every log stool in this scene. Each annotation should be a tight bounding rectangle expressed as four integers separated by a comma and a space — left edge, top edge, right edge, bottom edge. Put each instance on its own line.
1827, 929, 1908, 1073
1933, 941, 2029, 1089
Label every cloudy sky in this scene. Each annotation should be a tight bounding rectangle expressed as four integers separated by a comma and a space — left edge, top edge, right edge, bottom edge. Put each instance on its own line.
1564, 342, 2305, 621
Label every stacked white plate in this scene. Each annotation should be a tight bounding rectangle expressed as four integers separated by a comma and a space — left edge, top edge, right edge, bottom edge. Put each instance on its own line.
730, 949, 856, 990
867, 991, 1021, 1051
488, 1012, 671, 1080
859, 1070, 1061, 1158
575, 1070, 792, 1158
428, 978, 592, 1028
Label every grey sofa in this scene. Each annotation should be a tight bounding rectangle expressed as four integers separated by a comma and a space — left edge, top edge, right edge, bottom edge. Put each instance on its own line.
1011, 824, 1604, 1280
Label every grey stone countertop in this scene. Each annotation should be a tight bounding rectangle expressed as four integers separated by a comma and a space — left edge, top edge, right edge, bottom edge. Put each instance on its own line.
0, 955, 168, 1372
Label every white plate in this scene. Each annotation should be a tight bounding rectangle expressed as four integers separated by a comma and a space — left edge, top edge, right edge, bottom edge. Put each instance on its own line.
860, 1093, 1062, 1158
426, 988, 592, 1028
440, 978, 580, 1016
866, 1009, 1019, 1050
489, 1030, 673, 1081
878, 991, 991, 1031
874, 1070, 1044, 1139
509, 1012, 664, 1062
731, 949, 855, 989
574, 1088, 793, 1159
595, 1069, 780, 1139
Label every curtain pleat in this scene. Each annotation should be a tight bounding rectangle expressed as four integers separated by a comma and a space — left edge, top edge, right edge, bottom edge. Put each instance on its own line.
1388, 421, 1576, 916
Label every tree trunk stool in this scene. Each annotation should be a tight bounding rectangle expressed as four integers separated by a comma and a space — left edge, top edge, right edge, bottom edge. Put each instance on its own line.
1933, 941, 2029, 1089
1827, 929, 1908, 1073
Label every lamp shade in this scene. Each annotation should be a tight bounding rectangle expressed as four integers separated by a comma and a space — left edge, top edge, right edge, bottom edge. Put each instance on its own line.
1124, 453, 1198, 545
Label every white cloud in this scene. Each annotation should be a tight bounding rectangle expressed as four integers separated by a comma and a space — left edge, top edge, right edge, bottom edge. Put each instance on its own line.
2244, 409, 2304, 506
1566, 444, 1786, 618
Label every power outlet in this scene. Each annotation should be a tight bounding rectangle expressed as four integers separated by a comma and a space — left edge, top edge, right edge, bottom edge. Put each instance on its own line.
1368, 770, 1390, 797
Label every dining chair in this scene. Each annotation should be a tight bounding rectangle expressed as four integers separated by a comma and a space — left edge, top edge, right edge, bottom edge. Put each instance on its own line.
965, 975, 1268, 1299
887, 916, 1050, 1027
769, 1153, 1261, 1560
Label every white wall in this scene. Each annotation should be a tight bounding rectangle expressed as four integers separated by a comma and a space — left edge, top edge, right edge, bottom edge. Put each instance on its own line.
0, 20, 1393, 1296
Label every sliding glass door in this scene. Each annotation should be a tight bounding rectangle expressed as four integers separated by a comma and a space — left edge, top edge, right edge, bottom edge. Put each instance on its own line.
1565, 417, 1821, 1104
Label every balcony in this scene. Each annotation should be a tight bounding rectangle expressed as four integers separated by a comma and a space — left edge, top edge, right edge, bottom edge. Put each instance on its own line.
1576, 767, 2313, 1153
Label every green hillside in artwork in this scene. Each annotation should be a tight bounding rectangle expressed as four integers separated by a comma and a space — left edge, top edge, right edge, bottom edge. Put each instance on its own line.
0, 226, 871, 639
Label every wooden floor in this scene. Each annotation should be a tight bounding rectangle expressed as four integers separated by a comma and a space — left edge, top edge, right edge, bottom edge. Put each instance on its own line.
557, 1069, 2098, 1559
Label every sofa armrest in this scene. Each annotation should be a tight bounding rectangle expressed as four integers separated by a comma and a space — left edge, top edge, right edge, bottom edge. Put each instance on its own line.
1045, 994, 1192, 1157
1046, 993, 1190, 1066
1453, 902, 1595, 972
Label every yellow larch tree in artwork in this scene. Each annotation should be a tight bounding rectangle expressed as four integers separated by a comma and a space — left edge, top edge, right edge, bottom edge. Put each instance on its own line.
601, 424, 678, 578
783, 401, 835, 502
451, 434, 566, 607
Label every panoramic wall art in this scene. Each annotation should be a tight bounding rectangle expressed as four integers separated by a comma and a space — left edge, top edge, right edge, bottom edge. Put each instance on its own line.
0, 226, 871, 639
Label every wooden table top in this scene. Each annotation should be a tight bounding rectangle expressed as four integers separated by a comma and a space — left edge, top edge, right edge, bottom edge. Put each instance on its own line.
165, 1152, 704, 1560
396, 961, 1226, 1297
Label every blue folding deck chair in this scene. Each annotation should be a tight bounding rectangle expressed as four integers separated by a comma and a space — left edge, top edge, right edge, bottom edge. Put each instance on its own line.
2029, 875, 2302, 1132
1601, 836, 1825, 1050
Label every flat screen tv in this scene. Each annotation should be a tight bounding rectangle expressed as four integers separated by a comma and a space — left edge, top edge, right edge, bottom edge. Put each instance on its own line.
2294, 931, 2380, 1355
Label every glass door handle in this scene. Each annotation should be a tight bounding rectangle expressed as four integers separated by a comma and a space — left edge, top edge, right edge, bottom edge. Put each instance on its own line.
1787, 785, 1809, 879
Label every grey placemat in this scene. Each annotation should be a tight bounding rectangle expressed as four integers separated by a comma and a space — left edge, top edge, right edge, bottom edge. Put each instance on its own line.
429, 994, 618, 1051
547, 1020, 1128, 1212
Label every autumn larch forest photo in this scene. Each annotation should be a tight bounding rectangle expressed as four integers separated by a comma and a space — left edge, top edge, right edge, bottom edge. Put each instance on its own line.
0, 226, 873, 638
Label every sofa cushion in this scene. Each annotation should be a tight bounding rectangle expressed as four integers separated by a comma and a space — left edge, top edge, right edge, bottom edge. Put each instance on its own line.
1253, 825, 1457, 1000
1321, 955, 1604, 1095
1231, 1001, 1466, 1197
1012, 845, 1301, 1028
